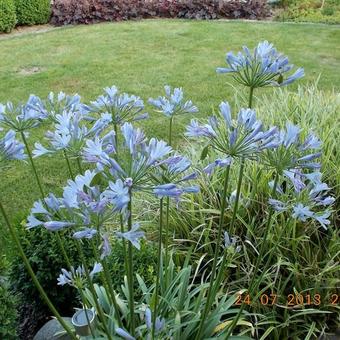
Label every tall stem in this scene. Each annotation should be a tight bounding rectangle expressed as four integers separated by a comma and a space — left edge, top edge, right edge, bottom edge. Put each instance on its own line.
0, 198, 77, 340
127, 193, 135, 335
20, 131, 45, 198
224, 171, 279, 339
195, 165, 230, 340
152, 198, 163, 339
248, 86, 254, 109
21, 131, 72, 268
169, 117, 173, 147
63, 150, 74, 180
214, 158, 245, 293
164, 197, 170, 283
77, 157, 83, 174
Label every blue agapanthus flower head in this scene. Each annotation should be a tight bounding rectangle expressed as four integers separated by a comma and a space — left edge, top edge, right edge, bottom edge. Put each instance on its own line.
0, 99, 47, 132
216, 41, 304, 88
186, 101, 278, 162
57, 262, 103, 288
27, 170, 115, 234
268, 170, 334, 230
83, 122, 172, 188
27, 91, 82, 122
0, 130, 26, 166
261, 122, 322, 173
149, 85, 198, 118
33, 111, 112, 158
81, 85, 148, 125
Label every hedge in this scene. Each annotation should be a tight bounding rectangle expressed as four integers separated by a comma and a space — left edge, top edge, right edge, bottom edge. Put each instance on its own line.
15, 0, 51, 26
0, 0, 16, 33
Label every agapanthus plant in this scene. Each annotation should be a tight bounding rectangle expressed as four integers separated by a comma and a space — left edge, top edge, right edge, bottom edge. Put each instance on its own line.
269, 170, 334, 230
27, 91, 82, 123
0, 99, 47, 132
81, 86, 148, 131
33, 111, 112, 159
149, 86, 198, 145
186, 101, 278, 164
216, 41, 304, 91
0, 130, 26, 167
261, 122, 322, 174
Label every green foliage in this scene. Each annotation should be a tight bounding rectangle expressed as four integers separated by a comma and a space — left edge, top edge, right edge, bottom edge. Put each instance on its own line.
106, 239, 158, 296
9, 226, 87, 338
166, 83, 340, 339
0, 255, 18, 339
15, 0, 50, 26
0, 0, 16, 33
83, 255, 247, 339
275, 0, 340, 23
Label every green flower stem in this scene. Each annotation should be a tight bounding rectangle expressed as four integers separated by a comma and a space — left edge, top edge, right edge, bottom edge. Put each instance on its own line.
63, 150, 75, 180
20, 131, 45, 198
20, 131, 72, 268
224, 171, 279, 339
127, 193, 135, 335
164, 196, 170, 283
75, 240, 113, 340
77, 157, 83, 174
248, 86, 254, 108
214, 158, 246, 295
169, 116, 174, 147
152, 198, 163, 340
195, 165, 231, 340
79, 289, 96, 338
0, 198, 77, 340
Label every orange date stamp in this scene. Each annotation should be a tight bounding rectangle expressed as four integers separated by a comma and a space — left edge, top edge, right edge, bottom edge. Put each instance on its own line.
234, 293, 339, 306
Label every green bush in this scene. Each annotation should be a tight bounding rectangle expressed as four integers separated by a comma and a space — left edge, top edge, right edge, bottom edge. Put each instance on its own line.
0, 0, 16, 33
10, 227, 88, 338
0, 255, 17, 339
9, 225, 157, 338
15, 0, 50, 26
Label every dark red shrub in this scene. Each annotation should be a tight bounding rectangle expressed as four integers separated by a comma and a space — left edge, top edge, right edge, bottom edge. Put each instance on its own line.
51, 0, 270, 26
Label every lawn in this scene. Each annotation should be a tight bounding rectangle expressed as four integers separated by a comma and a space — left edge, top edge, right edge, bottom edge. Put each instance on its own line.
1, 19, 340, 239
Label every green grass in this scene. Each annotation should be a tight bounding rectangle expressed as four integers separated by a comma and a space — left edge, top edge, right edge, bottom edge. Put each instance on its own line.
0, 19, 340, 242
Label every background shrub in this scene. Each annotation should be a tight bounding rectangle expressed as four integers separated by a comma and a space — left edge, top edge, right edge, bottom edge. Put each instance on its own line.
15, 0, 51, 26
9, 227, 89, 339
9, 225, 157, 339
0, 255, 18, 339
0, 0, 16, 33
51, 0, 270, 25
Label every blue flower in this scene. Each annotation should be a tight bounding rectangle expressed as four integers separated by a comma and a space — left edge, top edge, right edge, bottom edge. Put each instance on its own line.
0, 130, 26, 165
186, 102, 277, 160
33, 111, 112, 158
57, 262, 102, 288
73, 228, 97, 239
103, 179, 130, 212
145, 307, 165, 333
216, 41, 304, 88
268, 172, 334, 230
149, 85, 198, 117
27, 91, 82, 122
0, 100, 47, 132
82, 85, 148, 125
116, 223, 145, 250
115, 327, 135, 340
262, 123, 322, 172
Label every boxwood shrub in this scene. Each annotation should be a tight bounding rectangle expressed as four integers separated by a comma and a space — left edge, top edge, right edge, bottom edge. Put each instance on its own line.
15, 0, 51, 26
0, 0, 16, 33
